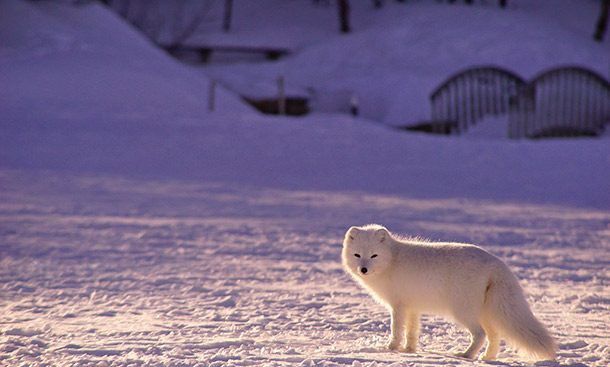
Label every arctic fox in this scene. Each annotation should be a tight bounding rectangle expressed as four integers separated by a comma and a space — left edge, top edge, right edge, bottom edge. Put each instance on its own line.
342, 224, 556, 361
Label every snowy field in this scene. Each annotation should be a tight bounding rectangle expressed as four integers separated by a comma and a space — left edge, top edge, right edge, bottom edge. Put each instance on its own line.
1, 170, 609, 366
1, 0, 610, 366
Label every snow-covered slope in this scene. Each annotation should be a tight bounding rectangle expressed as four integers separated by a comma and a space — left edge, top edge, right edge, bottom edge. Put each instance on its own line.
203, 0, 610, 126
186, 0, 609, 55
0, 0, 253, 127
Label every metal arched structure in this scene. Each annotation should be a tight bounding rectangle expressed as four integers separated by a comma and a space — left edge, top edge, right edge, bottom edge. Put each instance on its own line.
430, 66, 526, 134
508, 66, 610, 138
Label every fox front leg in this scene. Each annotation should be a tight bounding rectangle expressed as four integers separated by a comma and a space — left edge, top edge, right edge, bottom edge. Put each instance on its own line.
405, 313, 420, 353
387, 306, 407, 351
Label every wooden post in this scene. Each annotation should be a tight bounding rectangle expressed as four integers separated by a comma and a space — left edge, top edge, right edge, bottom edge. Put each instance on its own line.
277, 76, 286, 115
223, 0, 233, 33
199, 48, 212, 63
338, 0, 351, 33
208, 80, 216, 112
350, 94, 359, 116
594, 0, 609, 41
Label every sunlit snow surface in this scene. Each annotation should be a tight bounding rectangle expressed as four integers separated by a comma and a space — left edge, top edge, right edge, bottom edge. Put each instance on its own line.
1, 1, 609, 366
1, 170, 609, 366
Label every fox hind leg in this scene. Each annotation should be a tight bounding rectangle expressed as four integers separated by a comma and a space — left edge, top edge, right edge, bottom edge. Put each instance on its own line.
481, 321, 499, 360
455, 320, 486, 359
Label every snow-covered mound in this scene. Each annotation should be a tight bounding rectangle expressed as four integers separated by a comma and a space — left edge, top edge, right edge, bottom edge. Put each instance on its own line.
1, 0, 608, 210
0, 0, 253, 126
3, 112, 609, 209
204, 0, 610, 126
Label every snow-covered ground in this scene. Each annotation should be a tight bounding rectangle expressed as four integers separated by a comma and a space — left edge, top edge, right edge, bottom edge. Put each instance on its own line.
1, 170, 609, 366
1, 1, 609, 366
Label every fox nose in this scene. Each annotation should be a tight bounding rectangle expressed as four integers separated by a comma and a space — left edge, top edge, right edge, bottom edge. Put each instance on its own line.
360, 267, 368, 274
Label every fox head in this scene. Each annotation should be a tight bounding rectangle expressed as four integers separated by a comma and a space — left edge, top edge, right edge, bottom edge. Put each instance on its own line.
342, 224, 393, 278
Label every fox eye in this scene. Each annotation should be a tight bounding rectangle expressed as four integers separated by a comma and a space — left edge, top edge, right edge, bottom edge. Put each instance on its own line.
371, 254, 378, 258
354, 254, 361, 258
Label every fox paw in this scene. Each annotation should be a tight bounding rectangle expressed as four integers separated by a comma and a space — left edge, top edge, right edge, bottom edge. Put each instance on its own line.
404, 345, 417, 353
481, 354, 497, 361
454, 352, 475, 359
386, 341, 402, 351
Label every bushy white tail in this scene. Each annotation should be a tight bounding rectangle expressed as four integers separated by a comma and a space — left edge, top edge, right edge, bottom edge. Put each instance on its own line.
486, 269, 556, 361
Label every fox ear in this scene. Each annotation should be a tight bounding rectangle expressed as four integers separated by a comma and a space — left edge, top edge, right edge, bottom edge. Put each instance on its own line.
345, 226, 359, 241
375, 228, 389, 243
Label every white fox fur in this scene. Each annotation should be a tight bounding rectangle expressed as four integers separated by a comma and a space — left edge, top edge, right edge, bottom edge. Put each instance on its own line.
342, 224, 556, 361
